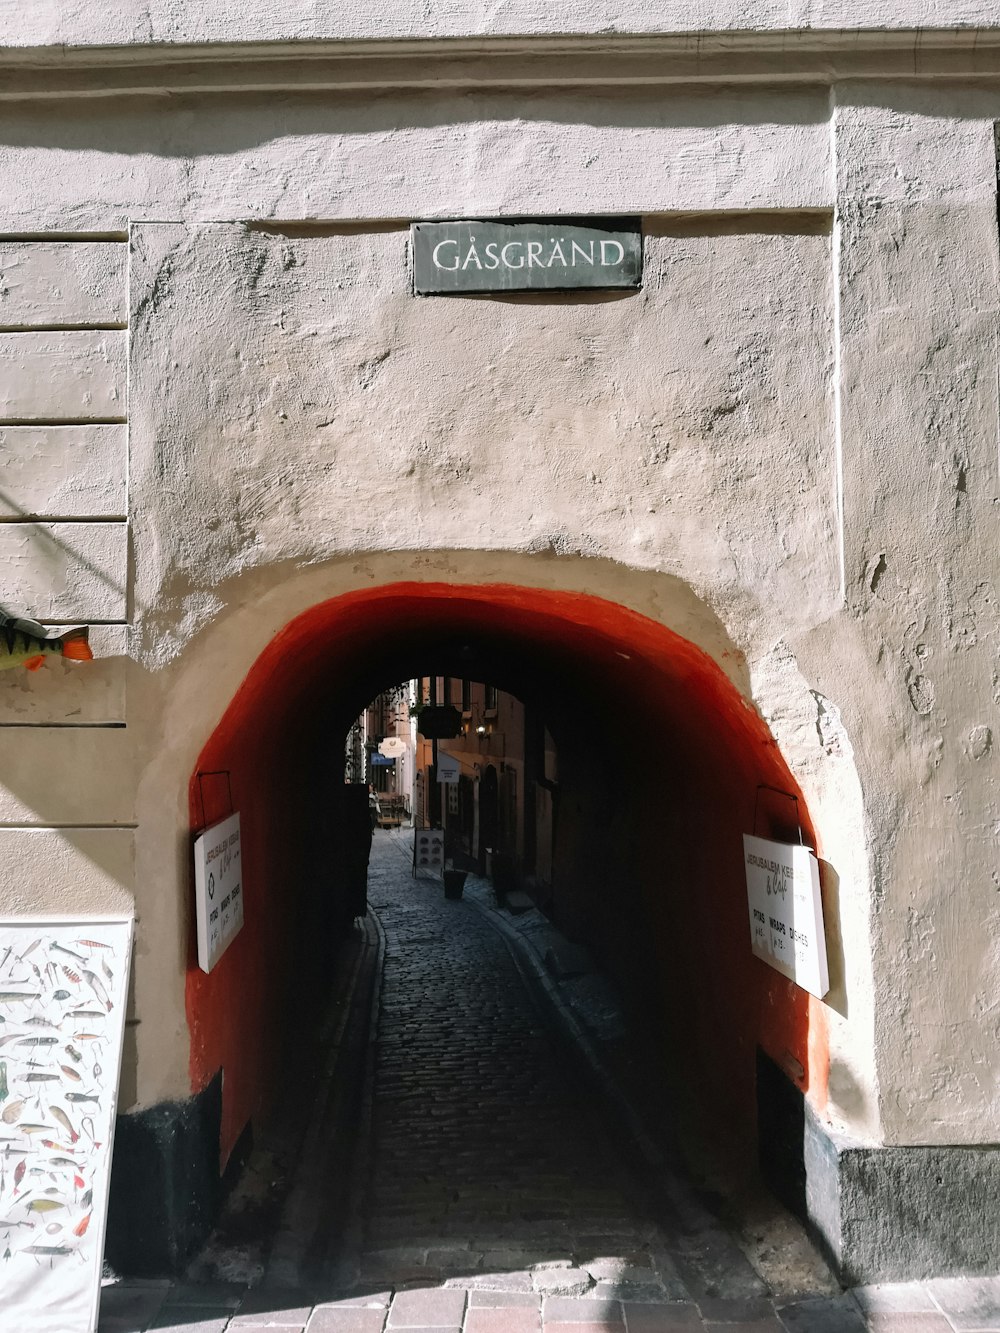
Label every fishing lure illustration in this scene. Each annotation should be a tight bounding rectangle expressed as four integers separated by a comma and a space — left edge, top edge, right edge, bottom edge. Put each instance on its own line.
51, 944, 86, 965
0, 613, 92, 673
80, 970, 112, 1011
49, 1107, 78, 1144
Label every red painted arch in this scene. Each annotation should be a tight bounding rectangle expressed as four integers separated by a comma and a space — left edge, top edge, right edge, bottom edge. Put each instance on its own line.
188, 582, 828, 1168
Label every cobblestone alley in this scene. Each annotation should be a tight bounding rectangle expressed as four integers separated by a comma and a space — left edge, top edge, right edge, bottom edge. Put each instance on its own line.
97, 833, 997, 1333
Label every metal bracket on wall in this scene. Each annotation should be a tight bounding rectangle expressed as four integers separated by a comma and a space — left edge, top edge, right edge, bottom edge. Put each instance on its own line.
752, 782, 810, 849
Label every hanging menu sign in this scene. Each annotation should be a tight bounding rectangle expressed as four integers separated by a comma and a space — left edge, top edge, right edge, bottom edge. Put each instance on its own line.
412, 217, 642, 294
743, 834, 829, 998
193, 813, 244, 973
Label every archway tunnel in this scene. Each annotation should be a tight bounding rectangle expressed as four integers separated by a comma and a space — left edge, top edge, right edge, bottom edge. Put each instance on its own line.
186, 582, 826, 1199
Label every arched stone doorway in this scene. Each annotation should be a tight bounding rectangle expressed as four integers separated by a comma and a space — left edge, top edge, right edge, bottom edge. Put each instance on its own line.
184, 580, 828, 1187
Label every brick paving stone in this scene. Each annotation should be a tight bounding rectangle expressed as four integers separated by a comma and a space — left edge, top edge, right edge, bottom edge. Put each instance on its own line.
622, 1306, 703, 1331
466, 1307, 542, 1332
386, 1286, 468, 1326
313, 1294, 393, 1309
425, 1247, 483, 1274
233, 1290, 316, 1324
926, 1277, 1000, 1331
459, 1271, 537, 1292
705, 1323, 783, 1333
548, 1324, 645, 1333
469, 1291, 543, 1308
852, 1286, 939, 1316
697, 1299, 777, 1323
544, 1296, 625, 1322
776, 1295, 869, 1332
98, 1283, 171, 1333
306, 1312, 388, 1333
586, 1262, 659, 1283
229, 1324, 307, 1332
164, 1282, 247, 1309
863, 1317, 956, 1333
597, 1283, 689, 1304
533, 1267, 598, 1296
148, 1307, 232, 1333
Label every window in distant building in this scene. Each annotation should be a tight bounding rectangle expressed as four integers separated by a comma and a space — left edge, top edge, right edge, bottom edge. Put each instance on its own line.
485, 683, 497, 709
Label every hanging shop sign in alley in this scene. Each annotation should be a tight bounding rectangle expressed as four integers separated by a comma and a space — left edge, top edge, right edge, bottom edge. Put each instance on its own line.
194, 813, 244, 973
743, 833, 829, 999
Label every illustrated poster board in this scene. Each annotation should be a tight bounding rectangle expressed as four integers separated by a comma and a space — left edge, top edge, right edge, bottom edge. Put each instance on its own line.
743, 834, 829, 998
193, 813, 244, 973
0, 917, 134, 1333
413, 829, 444, 876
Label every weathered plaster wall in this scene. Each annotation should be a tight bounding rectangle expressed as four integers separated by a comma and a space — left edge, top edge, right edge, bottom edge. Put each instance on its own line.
108, 214, 878, 1140
0, 55, 996, 1164
0, 87, 829, 234
127, 219, 839, 631
831, 83, 1000, 1145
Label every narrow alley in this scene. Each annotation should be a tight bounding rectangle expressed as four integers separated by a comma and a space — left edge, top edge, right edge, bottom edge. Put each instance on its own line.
95, 832, 981, 1333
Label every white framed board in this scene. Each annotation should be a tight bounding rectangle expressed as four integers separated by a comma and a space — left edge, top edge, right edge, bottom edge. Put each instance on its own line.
0, 916, 134, 1333
193, 812, 244, 973
743, 834, 829, 998
413, 829, 444, 876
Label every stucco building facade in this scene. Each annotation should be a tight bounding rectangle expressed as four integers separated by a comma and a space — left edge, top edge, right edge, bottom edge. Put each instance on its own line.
1, 2, 998, 1283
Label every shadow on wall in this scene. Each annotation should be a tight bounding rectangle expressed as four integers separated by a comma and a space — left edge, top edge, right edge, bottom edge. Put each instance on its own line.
0, 85, 829, 158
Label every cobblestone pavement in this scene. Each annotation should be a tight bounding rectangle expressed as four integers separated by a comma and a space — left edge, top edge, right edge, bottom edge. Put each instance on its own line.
99, 833, 1000, 1333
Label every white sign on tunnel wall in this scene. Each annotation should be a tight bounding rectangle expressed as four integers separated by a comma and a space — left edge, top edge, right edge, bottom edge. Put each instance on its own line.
194, 812, 244, 973
743, 834, 829, 998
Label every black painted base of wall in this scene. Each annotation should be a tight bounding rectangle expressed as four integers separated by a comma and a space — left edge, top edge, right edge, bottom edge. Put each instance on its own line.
757, 1049, 1000, 1283
106, 1072, 239, 1276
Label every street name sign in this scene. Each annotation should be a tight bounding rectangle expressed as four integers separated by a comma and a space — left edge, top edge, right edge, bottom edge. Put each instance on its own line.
194, 812, 244, 973
743, 834, 829, 998
412, 217, 642, 294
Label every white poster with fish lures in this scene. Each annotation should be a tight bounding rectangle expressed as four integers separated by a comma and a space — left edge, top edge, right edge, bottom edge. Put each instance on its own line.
0, 915, 134, 1333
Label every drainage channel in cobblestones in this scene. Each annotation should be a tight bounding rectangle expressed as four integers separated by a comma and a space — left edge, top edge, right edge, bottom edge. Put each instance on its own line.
98, 830, 980, 1332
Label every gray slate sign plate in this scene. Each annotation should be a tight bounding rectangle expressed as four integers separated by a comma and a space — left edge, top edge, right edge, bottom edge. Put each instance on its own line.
412, 217, 642, 294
